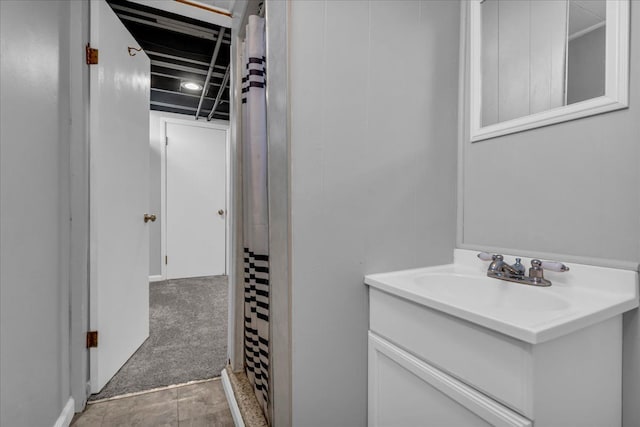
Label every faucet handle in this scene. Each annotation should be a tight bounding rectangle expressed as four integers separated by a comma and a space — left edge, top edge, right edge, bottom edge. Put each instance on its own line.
530, 259, 570, 273
477, 252, 496, 261
540, 260, 570, 272
512, 258, 526, 275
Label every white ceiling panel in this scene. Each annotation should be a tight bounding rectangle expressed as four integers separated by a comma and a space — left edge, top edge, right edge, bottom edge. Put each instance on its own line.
569, 0, 606, 36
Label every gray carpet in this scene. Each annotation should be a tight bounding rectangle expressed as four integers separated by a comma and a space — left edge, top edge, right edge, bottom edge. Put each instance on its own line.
90, 276, 228, 400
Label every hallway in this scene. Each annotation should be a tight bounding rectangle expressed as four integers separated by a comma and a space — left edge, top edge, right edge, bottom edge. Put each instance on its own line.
91, 276, 228, 400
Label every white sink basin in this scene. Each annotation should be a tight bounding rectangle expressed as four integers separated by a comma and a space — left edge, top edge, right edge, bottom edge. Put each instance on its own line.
365, 249, 638, 343
412, 273, 570, 312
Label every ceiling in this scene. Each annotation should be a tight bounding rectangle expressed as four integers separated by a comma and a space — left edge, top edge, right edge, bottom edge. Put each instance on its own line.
569, 0, 606, 36
107, 0, 231, 120
198, 0, 236, 11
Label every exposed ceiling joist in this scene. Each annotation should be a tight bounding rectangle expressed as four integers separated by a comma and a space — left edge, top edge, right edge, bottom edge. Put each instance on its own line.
111, 4, 207, 31
128, 0, 232, 28
151, 87, 218, 101
146, 50, 226, 70
150, 59, 225, 77
151, 71, 203, 83
151, 71, 226, 87
117, 14, 226, 41
109, 0, 230, 120
151, 100, 229, 116
196, 27, 226, 119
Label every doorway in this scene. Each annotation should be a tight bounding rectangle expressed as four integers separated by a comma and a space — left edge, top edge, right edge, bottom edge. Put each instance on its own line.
163, 119, 229, 280
86, 0, 233, 401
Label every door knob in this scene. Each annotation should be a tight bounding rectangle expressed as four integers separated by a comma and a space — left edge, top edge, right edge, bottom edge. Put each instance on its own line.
144, 213, 157, 223
218, 209, 225, 216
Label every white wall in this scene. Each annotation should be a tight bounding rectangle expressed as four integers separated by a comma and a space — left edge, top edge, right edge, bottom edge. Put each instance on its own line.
462, 5, 640, 263
288, 1, 460, 425
567, 26, 606, 105
481, 0, 566, 126
149, 110, 167, 276
264, 0, 291, 424
68, 0, 91, 412
228, 0, 251, 375
148, 110, 228, 277
0, 1, 73, 425
460, 3, 640, 426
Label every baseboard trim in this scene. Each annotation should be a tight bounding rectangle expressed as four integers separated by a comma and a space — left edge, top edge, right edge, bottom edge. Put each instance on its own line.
53, 397, 75, 427
149, 275, 163, 282
222, 369, 245, 427
88, 377, 220, 404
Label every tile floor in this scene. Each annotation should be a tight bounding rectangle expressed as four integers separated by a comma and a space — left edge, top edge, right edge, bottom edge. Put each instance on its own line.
71, 379, 234, 427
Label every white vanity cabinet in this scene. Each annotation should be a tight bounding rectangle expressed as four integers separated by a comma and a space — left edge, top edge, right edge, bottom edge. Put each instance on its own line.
367, 288, 624, 427
368, 332, 531, 427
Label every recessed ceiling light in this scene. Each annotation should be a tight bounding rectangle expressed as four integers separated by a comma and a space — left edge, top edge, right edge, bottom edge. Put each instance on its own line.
181, 81, 203, 91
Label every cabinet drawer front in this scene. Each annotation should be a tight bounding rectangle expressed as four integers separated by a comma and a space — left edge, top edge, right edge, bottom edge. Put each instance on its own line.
370, 289, 533, 417
369, 332, 532, 427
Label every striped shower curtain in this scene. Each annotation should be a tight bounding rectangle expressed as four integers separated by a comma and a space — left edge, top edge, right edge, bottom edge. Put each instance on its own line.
242, 15, 270, 420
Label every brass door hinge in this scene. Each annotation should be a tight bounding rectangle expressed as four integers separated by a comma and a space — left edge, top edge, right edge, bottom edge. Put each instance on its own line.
86, 44, 99, 65
86, 331, 98, 348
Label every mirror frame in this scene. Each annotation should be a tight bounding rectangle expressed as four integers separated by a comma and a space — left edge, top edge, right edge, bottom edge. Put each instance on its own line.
469, 0, 629, 142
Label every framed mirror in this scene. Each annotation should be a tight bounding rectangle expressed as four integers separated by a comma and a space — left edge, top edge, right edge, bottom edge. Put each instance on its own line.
469, 0, 629, 142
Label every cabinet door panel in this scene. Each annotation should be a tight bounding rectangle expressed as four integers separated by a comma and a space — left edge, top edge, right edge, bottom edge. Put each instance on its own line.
368, 332, 532, 427
370, 288, 532, 416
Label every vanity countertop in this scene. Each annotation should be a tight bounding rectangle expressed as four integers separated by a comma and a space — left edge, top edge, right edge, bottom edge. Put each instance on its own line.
364, 249, 639, 344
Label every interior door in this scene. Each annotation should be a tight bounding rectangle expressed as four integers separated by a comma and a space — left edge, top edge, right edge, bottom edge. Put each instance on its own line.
165, 122, 227, 279
89, 0, 151, 393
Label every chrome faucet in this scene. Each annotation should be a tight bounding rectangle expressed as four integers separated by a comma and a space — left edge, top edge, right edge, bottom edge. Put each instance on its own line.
478, 252, 569, 287
487, 254, 519, 276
